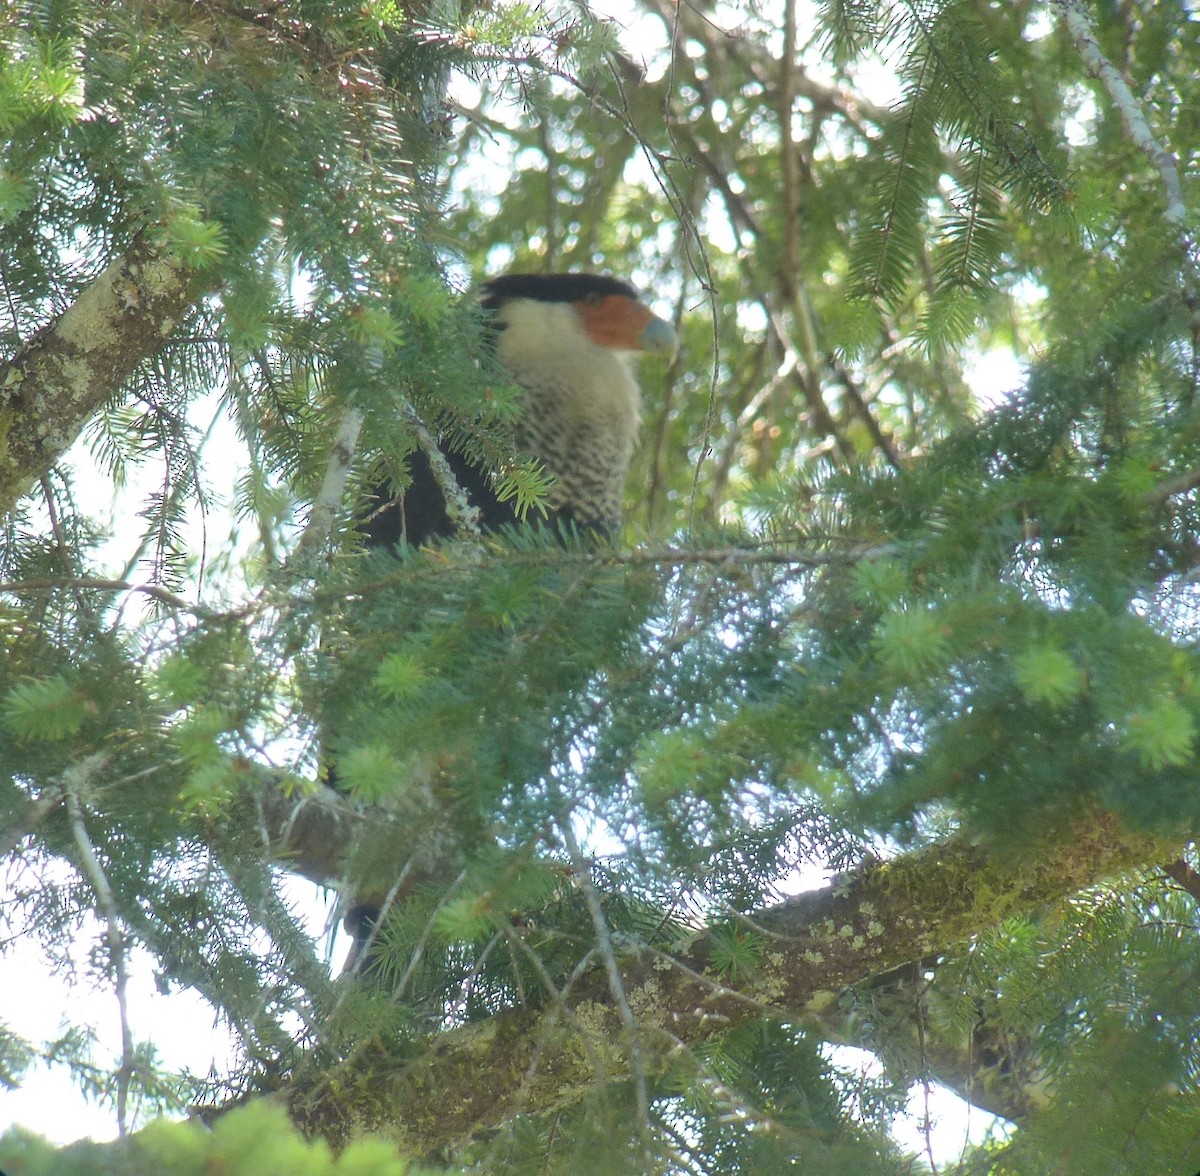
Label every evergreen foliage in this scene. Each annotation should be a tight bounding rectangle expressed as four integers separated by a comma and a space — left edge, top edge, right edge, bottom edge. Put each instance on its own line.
3, 0, 1200, 1173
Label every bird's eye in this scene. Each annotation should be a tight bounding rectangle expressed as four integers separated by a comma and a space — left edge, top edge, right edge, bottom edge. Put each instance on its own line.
582, 292, 605, 307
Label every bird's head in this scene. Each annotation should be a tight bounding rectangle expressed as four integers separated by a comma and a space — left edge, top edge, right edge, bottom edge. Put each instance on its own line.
480, 273, 677, 359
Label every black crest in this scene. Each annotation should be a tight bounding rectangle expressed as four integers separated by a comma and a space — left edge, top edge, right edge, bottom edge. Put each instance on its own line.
480, 273, 640, 311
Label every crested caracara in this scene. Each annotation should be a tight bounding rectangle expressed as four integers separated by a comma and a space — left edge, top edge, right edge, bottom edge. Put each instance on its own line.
342, 273, 676, 974
361, 272, 677, 549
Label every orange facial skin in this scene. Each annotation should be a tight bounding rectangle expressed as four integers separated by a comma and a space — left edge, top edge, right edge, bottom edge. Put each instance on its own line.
573, 294, 677, 355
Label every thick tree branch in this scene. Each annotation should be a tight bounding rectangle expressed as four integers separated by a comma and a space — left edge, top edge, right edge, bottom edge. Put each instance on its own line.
0, 232, 199, 517
276, 809, 1170, 1154
814, 957, 1047, 1125
1165, 856, 1200, 904
239, 775, 1051, 1129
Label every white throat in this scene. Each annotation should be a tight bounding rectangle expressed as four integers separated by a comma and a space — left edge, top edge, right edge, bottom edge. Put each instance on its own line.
492, 297, 646, 531
493, 298, 643, 438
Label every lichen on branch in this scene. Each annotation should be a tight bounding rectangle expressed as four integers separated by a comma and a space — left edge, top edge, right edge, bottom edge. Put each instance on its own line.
0, 232, 200, 517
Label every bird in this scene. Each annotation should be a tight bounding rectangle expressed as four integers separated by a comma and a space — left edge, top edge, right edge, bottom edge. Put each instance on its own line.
341, 272, 676, 976
360, 272, 678, 550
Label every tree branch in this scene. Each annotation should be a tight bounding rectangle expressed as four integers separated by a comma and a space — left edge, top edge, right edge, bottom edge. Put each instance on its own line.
244, 772, 464, 897
277, 809, 1170, 1154
286, 407, 365, 577
64, 755, 136, 1137
1054, 0, 1195, 294
1164, 856, 1200, 905
236, 772, 1051, 1129
0, 232, 199, 517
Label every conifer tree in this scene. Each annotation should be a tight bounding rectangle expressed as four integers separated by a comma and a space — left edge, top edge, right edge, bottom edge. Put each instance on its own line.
2, 1, 1200, 1173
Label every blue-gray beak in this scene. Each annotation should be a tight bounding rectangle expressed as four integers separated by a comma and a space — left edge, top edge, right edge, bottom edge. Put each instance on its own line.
641, 315, 678, 358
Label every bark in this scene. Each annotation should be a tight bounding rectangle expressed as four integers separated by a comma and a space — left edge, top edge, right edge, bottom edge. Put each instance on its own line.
256, 788, 1170, 1155
246, 774, 464, 896
0, 233, 199, 517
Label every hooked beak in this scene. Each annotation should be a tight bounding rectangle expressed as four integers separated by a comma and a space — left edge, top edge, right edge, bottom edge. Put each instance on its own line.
640, 314, 678, 359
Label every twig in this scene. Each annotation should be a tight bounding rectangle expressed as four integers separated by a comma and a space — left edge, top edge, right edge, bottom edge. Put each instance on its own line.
329, 863, 414, 997
287, 407, 365, 577
557, 818, 651, 1134
779, 0, 802, 307
0, 784, 64, 857
63, 756, 135, 1137
116, 393, 226, 594
774, 0, 883, 469
330, 541, 895, 614
324, 866, 469, 1095
477, 932, 612, 1170
1142, 466, 1200, 506
835, 361, 904, 471
401, 400, 483, 539
0, 577, 228, 618
38, 476, 97, 626
384, 865, 464, 1004
767, 310, 854, 460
